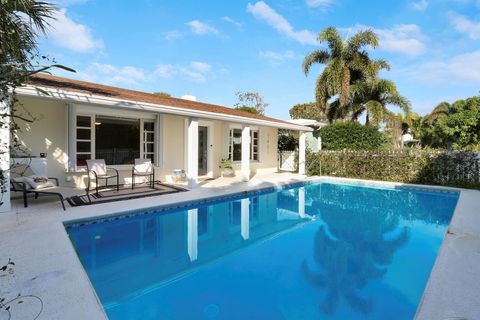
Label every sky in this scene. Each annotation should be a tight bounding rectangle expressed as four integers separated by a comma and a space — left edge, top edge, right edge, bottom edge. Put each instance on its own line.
38, 0, 480, 120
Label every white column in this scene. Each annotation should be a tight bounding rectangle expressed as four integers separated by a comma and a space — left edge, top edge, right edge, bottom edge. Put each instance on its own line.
298, 131, 306, 175
186, 117, 199, 188
241, 125, 250, 181
187, 208, 198, 262
0, 98, 11, 213
298, 187, 305, 218
241, 198, 250, 240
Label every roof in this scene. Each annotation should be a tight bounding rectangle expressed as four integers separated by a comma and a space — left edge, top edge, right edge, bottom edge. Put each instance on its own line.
288, 118, 328, 127
24, 74, 303, 129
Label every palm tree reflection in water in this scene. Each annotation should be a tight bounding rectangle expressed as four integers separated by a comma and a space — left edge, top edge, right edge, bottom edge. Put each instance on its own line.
302, 185, 410, 316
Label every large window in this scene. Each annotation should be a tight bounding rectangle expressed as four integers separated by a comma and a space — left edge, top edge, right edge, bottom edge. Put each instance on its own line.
228, 128, 259, 162
75, 115, 155, 167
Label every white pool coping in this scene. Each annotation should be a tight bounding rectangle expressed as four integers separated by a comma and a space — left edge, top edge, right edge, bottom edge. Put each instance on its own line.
0, 173, 478, 319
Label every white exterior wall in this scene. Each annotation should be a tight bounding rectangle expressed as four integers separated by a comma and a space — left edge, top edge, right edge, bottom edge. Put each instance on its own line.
14, 96, 280, 189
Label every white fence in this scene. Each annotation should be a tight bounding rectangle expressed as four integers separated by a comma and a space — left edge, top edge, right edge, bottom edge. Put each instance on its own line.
278, 150, 297, 172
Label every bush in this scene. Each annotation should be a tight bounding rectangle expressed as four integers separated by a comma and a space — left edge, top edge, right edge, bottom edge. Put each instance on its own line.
320, 122, 388, 150
306, 149, 480, 189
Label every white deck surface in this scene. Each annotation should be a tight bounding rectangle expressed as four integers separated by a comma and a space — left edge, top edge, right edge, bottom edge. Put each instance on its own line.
0, 173, 479, 319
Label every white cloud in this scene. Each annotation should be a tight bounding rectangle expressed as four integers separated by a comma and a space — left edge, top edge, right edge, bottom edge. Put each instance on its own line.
448, 12, 480, 39
78, 63, 147, 86
155, 64, 176, 78
222, 16, 242, 28
165, 30, 184, 41
375, 24, 426, 56
410, 0, 428, 11
260, 50, 296, 64
306, 0, 334, 8
407, 50, 480, 84
344, 24, 426, 56
186, 20, 219, 35
48, 9, 103, 52
246, 1, 317, 45
190, 61, 212, 73
155, 61, 214, 83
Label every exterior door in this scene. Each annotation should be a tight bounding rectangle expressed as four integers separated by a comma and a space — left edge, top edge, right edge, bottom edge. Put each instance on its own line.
198, 126, 208, 175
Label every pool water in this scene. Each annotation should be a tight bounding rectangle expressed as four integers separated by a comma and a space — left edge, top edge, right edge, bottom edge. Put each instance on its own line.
67, 182, 458, 320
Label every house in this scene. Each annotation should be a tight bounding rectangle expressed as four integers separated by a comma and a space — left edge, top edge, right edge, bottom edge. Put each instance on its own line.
1, 74, 311, 211
287, 119, 327, 152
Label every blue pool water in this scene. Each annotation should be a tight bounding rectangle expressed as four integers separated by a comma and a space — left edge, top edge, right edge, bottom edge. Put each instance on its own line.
67, 182, 458, 320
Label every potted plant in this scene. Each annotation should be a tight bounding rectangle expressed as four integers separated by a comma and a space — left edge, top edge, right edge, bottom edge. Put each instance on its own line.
220, 158, 235, 177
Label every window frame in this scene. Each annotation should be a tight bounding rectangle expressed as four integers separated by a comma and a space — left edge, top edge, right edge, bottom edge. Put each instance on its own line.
227, 125, 261, 163
72, 110, 157, 170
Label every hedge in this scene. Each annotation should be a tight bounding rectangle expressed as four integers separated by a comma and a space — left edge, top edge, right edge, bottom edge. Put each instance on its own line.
319, 122, 388, 150
306, 150, 480, 189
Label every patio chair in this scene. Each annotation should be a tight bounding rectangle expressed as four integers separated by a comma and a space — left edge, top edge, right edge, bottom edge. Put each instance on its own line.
10, 163, 69, 210
86, 159, 119, 196
131, 158, 155, 189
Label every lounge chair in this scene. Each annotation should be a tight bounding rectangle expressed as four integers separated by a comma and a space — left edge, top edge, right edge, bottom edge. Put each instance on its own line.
86, 159, 119, 196
10, 163, 69, 210
131, 158, 155, 189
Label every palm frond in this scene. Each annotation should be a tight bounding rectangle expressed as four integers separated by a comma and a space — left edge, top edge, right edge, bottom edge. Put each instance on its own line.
318, 27, 343, 57
302, 49, 330, 75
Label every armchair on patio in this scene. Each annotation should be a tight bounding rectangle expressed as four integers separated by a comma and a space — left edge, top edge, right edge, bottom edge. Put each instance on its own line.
10, 163, 68, 210
86, 159, 119, 196
131, 158, 155, 189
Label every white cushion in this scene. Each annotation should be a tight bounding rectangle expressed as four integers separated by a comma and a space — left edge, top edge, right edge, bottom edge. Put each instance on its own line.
87, 160, 107, 175
134, 159, 153, 173
24, 176, 55, 190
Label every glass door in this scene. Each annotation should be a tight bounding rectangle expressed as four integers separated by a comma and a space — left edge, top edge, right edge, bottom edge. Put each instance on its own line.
198, 126, 208, 175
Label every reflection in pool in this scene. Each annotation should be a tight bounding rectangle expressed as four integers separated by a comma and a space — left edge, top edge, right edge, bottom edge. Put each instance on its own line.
67, 182, 458, 320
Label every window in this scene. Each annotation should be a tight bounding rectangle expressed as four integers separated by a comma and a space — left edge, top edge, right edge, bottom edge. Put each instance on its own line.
76, 116, 93, 166
143, 121, 155, 162
228, 128, 259, 162
95, 116, 140, 165
229, 129, 242, 161
75, 115, 155, 167
250, 130, 259, 161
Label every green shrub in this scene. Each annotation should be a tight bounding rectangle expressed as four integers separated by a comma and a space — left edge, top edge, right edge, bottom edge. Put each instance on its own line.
320, 122, 388, 150
306, 149, 480, 189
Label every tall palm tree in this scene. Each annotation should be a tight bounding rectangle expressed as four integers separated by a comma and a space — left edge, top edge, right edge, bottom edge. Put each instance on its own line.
302, 27, 389, 122
348, 78, 411, 126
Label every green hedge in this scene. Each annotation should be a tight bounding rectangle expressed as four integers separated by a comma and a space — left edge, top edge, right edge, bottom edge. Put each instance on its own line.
320, 122, 388, 150
306, 150, 480, 189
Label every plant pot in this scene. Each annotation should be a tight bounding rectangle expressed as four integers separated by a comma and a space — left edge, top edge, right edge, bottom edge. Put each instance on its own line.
221, 167, 235, 177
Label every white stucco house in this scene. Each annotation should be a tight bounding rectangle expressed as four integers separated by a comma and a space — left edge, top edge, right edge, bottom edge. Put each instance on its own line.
1, 74, 311, 211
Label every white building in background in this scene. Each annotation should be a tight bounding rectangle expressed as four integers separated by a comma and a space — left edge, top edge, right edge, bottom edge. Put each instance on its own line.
287, 119, 327, 152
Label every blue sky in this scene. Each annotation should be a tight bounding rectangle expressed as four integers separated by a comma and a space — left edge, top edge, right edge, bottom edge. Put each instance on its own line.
39, 0, 480, 120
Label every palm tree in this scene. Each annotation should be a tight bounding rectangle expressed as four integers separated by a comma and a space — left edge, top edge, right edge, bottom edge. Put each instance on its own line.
348, 78, 411, 126
1, 0, 56, 62
426, 101, 451, 123
302, 27, 389, 122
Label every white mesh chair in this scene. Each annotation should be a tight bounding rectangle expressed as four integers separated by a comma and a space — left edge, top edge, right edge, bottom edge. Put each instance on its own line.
131, 158, 155, 189
86, 159, 119, 195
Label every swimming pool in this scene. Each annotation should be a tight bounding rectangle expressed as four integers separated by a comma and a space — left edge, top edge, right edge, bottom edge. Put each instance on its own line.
66, 182, 459, 320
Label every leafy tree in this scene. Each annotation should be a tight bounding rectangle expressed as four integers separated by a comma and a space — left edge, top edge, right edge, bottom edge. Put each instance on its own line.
413, 97, 480, 150
234, 91, 268, 115
302, 27, 388, 122
289, 102, 327, 121
153, 92, 171, 97
235, 106, 259, 114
